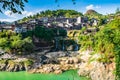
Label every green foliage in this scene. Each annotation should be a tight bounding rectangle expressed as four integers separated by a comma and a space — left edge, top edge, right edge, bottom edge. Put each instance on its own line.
0, 0, 28, 13
51, 28, 67, 37
19, 9, 83, 23
78, 18, 120, 79
0, 60, 7, 64
93, 21, 120, 74
78, 34, 93, 51
107, 18, 120, 29
81, 27, 87, 33
22, 37, 34, 53
98, 17, 107, 26
0, 38, 8, 48
24, 26, 67, 41
33, 26, 55, 41
21, 30, 33, 38
24, 59, 34, 66
94, 28, 114, 54
0, 30, 34, 54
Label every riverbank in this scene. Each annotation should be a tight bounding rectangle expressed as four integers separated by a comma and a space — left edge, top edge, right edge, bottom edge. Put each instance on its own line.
0, 50, 115, 80
0, 51, 79, 72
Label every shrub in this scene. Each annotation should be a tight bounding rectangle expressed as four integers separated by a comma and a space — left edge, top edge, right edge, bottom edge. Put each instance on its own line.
78, 18, 120, 79
0, 31, 34, 55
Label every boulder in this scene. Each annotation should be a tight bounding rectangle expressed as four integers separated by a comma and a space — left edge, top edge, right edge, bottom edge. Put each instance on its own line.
54, 70, 62, 74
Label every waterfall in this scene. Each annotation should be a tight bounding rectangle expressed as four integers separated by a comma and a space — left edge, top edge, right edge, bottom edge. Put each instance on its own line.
62, 40, 65, 51
55, 37, 59, 50
74, 44, 79, 51
74, 39, 79, 51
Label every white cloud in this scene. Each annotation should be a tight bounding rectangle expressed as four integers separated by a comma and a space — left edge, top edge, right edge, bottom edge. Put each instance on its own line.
22, 11, 34, 17
4, 10, 17, 18
0, 18, 17, 22
86, 4, 94, 10
1, 8, 47, 22
4, 10, 34, 18
2, 10, 38, 22
86, 4, 101, 10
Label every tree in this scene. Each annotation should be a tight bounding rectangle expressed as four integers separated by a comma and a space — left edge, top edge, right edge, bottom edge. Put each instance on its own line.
0, 0, 76, 14
0, 0, 28, 13
116, 8, 120, 14
0, 30, 34, 54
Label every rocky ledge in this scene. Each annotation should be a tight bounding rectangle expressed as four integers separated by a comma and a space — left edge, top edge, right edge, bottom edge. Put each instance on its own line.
78, 50, 115, 80
28, 57, 81, 74
0, 58, 33, 72
0, 51, 79, 73
0, 51, 116, 80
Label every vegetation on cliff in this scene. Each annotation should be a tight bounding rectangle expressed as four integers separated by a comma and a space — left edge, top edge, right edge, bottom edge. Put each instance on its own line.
0, 30, 34, 54
0, 59, 33, 71
78, 18, 120, 79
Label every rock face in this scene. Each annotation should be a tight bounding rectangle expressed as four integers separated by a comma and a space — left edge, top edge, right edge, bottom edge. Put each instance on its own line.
78, 62, 115, 80
78, 51, 115, 80
29, 57, 81, 74
0, 51, 79, 72
0, 59, 33, 72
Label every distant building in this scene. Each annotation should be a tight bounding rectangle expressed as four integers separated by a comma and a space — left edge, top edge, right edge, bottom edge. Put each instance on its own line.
76, 16, 88, 24
91, 18, 99, 26
14, 26, 23, 33
76, 17, 82, 24
40, 17, 48, 22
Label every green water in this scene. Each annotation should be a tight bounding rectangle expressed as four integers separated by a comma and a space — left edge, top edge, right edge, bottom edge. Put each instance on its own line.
0, 70, 88, 80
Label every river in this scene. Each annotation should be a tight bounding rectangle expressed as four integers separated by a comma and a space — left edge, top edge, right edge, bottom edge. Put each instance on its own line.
0, 70, 88, 80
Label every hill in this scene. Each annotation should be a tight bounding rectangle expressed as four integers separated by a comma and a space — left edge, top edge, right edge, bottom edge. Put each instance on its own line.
85, 9, 102, 19
18, 9, 83, 23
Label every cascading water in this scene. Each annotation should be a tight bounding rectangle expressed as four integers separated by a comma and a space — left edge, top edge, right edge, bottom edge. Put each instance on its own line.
55, 37, 59, 50
62, 40, 65, 51
74, 44, 79, 51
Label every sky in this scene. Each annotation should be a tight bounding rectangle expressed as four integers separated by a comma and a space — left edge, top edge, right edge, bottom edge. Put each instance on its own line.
0, 0, 120, 22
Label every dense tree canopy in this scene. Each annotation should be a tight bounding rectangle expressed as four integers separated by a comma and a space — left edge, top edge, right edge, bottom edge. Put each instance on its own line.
0, 30, 34, 54
24, 26, 67, 41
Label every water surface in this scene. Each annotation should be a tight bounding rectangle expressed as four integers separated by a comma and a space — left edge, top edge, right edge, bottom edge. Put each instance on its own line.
0, 70, 88, 80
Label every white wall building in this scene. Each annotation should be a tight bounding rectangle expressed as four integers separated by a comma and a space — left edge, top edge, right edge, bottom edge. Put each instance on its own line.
76, 17, 82, 24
